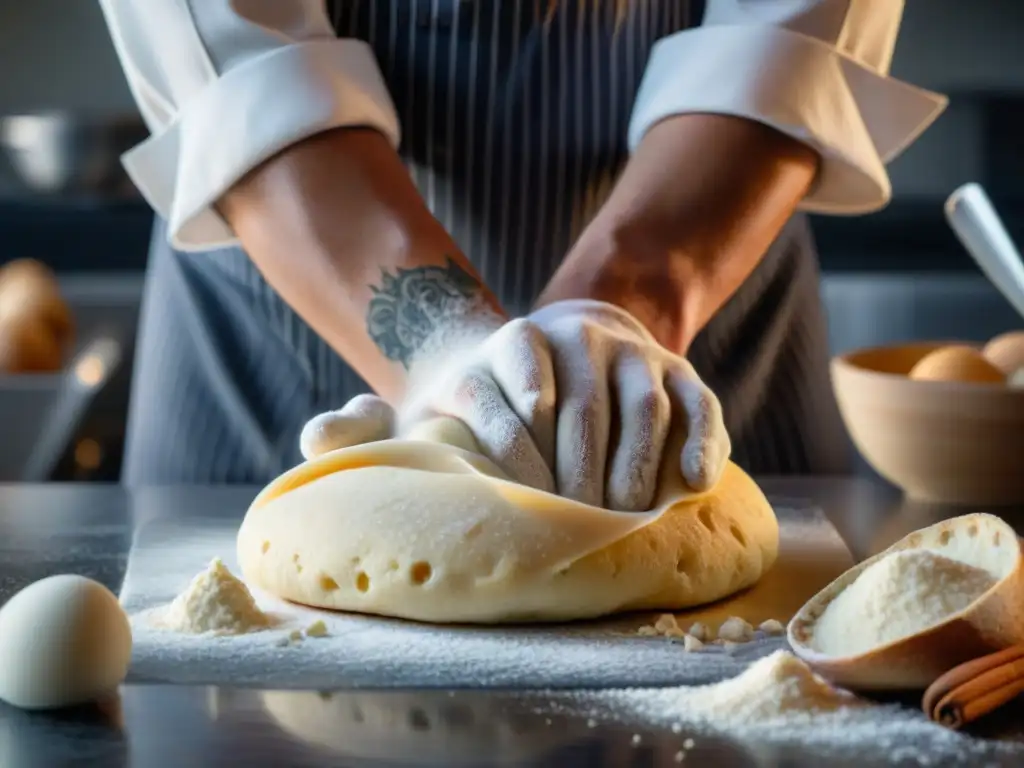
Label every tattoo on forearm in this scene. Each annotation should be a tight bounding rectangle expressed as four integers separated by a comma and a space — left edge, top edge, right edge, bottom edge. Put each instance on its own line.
366, 257, 486, 368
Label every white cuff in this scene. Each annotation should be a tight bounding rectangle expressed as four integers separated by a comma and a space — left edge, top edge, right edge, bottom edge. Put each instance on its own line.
628, 25, 948, 215
121, 38, 399, 252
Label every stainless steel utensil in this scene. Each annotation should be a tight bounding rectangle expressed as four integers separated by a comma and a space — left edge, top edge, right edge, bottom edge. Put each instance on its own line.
0, 111, 147, 198
21, 336, 123, 482
945, 183, 1024, 321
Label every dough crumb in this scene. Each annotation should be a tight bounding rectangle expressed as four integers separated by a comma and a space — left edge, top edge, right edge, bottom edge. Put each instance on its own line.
639, 614, 699, 639
758, 619, 785, 635
639, 615, 765, 648
289, 629, 303, 642
305, 619, 329, 638
654, 614, 679, 633
717, 617, 754, 643
158, 558, 269, 635
682, 634, 704, 652
687, 622, 709, 642
812, 549, 997, 658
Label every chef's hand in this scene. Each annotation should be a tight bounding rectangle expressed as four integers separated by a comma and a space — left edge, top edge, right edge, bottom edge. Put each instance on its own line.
299, 300, 730, 511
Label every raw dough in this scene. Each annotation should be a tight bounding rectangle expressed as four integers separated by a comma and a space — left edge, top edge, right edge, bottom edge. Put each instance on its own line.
237, 418, 779, 624
0, 575, 131, 709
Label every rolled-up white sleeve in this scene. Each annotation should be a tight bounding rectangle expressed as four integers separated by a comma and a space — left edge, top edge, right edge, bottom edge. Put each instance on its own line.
98, 0, 400, 251
628, 0, 948, 215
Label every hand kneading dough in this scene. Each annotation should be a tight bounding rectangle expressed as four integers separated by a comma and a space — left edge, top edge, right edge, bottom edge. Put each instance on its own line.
237, 418, 779, 623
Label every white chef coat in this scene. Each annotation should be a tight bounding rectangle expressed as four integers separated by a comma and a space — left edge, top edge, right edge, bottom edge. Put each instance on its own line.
96, 0, 947, 484
100, 0, 946, 251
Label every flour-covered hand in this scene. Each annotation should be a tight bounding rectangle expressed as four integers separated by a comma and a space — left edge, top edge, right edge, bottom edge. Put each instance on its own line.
298, 301, 729, 512
396, 318, 559, 494
526, 300, 730, 510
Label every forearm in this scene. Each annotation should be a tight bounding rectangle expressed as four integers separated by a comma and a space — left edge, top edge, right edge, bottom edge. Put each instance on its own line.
219, 128, 504, 402
537, 114, 818, 353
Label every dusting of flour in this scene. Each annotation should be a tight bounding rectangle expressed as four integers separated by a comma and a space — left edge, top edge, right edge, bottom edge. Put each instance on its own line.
644, 650, 864, 724
813, 549, 997, 658
157, 558, 271, 635
552, 651, 1020, 765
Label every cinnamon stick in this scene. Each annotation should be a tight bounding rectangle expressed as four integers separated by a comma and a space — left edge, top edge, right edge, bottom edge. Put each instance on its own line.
922, 644, 1024, 729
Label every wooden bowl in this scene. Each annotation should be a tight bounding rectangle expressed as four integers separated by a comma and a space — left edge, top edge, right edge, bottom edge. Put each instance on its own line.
788, 514, 1024, 691
831, 342, 1024, 505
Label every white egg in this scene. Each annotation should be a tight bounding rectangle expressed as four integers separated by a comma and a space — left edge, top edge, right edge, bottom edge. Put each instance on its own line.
0, 575, 132, 709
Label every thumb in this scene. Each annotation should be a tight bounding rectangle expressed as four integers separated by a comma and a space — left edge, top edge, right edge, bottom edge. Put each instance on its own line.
299, 394, 396, 460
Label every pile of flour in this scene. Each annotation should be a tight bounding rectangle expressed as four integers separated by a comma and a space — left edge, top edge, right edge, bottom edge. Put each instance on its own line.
554, 650, 1018, 765
640, 650, 864, 725
812, 549, 997, 658
157, 558, 271, 635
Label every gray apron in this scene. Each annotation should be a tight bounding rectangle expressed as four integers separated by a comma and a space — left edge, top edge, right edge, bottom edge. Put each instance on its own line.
122, 0, 851, 485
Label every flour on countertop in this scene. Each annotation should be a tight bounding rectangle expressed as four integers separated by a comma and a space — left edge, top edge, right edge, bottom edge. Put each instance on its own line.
546, 650, 1021, 766
156, 558, 271, 635
653, 650, 862, 723
117, 505, 887, 691
812, 549, 997, 658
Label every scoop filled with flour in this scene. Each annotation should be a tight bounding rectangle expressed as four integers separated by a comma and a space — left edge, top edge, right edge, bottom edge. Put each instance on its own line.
812, 549, 997, 658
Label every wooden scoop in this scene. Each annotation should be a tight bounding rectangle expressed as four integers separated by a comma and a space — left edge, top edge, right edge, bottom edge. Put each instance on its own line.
923, 644, 1024, 729
788, 513, 1024, 691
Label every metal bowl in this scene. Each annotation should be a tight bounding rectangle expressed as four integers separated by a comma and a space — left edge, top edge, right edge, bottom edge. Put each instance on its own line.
0, 111, 148, 198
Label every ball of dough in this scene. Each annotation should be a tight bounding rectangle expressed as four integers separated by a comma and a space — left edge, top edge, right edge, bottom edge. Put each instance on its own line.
237, 421, 779, 624
982, 331, 1024, 376
1009, 367, 1024, 390
908, 345, 1005, 384
0, 575, 132, 709
0, 314, 64, 373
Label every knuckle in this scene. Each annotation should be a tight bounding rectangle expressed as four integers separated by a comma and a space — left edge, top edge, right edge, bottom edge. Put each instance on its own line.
452, 370, 493, 404
515, 387, 549, 422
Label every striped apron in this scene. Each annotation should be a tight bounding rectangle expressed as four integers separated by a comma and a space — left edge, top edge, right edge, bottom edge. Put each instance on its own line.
122, 0, 852, 485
